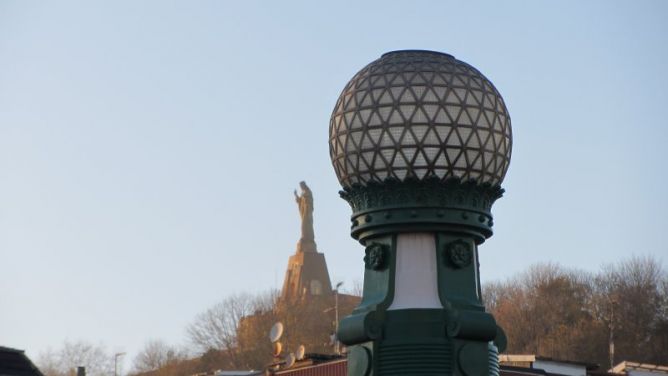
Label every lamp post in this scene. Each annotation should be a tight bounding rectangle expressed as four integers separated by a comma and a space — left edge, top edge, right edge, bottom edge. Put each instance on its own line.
335, 281, 344, 354
325, 281, 346, 354
608, 296, 618, 370
114, 352, 126, 376
328, 50, 512, 376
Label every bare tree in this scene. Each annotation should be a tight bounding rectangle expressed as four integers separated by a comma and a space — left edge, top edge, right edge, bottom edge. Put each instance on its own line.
132, 339, 187, 373
184, 288, 361, 371
37, 340, 114, 376
593, 256, 668, 365
187, 293, 255, 353
483, 263, 604, 362
186, 291, 278, 368
484, 256, 668, 367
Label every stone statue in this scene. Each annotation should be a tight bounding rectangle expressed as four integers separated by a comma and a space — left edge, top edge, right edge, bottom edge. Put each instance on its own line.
294, 181, 316, 252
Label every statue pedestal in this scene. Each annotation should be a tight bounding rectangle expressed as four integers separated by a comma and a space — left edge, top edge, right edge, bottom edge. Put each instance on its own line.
281, 246, 333, 301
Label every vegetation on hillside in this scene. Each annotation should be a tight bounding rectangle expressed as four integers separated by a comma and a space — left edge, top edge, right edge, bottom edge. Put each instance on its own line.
484, 256, 668, 367
37, 256, 668, 375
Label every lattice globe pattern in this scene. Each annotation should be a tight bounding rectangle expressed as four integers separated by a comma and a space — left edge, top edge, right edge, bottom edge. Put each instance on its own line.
329, 50, 512, 188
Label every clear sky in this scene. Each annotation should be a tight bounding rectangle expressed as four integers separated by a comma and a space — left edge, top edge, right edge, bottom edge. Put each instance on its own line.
1, 0, 667, 370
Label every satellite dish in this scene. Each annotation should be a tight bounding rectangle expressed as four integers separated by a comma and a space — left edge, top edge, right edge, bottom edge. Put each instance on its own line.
272, 342, 283, 357
284, 353, 296, 368
295, 345, 305, 360
269, 322, 284, 343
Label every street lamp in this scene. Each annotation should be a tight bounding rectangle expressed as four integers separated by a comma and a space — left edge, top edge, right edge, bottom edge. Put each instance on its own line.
329, 50, 512, 376
608, 295, 619, 370
324, 281, 345, 355
114, 352, 126, 376
335, 281, 344, 354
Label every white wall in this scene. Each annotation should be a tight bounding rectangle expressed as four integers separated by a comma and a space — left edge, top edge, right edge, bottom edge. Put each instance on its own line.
388, 233, 442, 310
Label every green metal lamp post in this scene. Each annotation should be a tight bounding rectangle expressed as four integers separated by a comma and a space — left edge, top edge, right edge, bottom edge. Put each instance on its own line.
328, 50, 512, 376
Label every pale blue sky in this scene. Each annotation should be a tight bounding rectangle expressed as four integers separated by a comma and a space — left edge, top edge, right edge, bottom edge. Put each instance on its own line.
1, 0, 667, 369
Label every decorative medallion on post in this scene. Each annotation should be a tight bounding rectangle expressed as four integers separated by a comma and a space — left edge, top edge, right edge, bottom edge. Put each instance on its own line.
446, 240, 473, 269
328, 50, 512, 376
364, 243, 389, 271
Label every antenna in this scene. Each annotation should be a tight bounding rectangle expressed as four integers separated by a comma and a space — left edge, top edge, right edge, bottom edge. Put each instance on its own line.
272, 342, 283, 357
295, 345, 305, 360
284, 353, 296, 368
269, 322, 284, 343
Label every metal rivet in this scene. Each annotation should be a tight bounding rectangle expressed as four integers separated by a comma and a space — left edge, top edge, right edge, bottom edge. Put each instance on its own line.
365, 214, 373, 223
461, 212, 469, 220
410, 210, 418, 218
478, 215, 486, 223
384, 211, 392, 219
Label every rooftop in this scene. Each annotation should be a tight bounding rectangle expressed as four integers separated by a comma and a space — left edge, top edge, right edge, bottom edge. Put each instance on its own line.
611, 362, 668, 374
